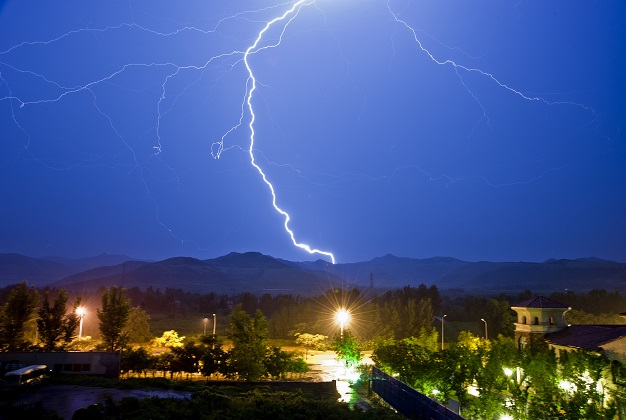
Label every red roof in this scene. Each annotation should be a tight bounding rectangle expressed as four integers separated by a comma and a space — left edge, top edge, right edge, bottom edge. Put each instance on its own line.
512, 295, 568, 309
545, 325, 626, 351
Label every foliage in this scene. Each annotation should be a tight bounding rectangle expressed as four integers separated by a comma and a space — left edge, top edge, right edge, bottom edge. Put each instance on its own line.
565, 309, 625, 325
264, 347, 294, 379
125, 306, 152, 343
36, 290, 81, 351
294, 332, 327, 359
170, 341, 205, 378
372, 329, 439, 395
373, 329, 619, 420
227, 305, 269, 381
369, 285, 440, 340
71, 387, 403, 419
333, 330, 363, 369
121, 346, 155, 375
152, 330, 185, 348
0, 281, 39, 351
98, 286, 131, 351
61, 337, 95, 353
199, 335, 228, 378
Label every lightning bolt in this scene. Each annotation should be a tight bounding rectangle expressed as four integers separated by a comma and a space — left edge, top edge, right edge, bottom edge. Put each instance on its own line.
240, 0, 336, 264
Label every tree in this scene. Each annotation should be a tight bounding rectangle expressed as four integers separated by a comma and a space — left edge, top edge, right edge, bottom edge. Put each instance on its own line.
294, 333, 327, 359
37, 290, 81, 351
372, 329, 440, 395
227, 305, 269, 381
124, 306, 151, 343
97, 286, 130, 351
200, 335, 228, 378
171, 341, 205, 379
121, 346, 154, 377
264, 347, 293, 379
152, 330, 185, 348
0, 281, 39, 351
333, 330, 362, 369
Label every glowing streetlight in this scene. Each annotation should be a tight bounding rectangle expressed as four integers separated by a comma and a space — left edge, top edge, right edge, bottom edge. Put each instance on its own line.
203, 317, 208, 335
213, 313, 217, 336
441, 315, 447, 350
76, 307, 86, 339
503, 367, 513, 377
336, 309, 350, 338
481, 318, 488, 340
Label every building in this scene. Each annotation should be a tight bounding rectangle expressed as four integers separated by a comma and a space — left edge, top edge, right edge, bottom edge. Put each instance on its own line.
511, 295, 626, 362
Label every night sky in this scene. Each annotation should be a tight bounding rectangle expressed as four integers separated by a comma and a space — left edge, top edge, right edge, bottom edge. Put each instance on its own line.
1, 1, 625, 263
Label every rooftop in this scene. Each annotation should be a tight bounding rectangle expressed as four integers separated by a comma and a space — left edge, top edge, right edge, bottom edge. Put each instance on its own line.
545, 325, 626, 351
512, 295, 569, 309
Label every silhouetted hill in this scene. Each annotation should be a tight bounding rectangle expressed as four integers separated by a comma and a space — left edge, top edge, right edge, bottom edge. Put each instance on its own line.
52, 260, 149, 290
0, 253, 74, 285
42, 253, 142, 273
52, 253, 343, 295
3, 252, 626, 295
304, 254, 469, 289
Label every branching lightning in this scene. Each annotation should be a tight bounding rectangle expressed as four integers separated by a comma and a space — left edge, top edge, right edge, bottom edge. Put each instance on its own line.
0, 0, 596, 262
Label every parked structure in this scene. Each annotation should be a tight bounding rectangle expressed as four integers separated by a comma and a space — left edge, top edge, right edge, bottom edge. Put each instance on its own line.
0, 351, 120, 378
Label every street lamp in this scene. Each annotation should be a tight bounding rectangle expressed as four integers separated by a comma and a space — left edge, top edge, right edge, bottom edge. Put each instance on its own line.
203, 317, 208, 335
213, 313, 217, 336
481, 318, 488, 340
336, 309, 350, 339
76, 307, 86, 339
441, 314, 447, 350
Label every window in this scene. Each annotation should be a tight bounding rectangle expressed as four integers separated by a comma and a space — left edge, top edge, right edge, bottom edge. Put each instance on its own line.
518, 336, 527, 350
533, 317, 539, 325
549, 316, 555, 325
521, 315, 527, 324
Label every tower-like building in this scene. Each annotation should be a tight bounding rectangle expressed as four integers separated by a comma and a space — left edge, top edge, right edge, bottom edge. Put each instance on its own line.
511, 296, 570, 350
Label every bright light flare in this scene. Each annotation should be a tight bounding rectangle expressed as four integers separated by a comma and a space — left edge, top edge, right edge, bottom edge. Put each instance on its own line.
76, 307, 86, 316
503, 367, 513, 377
336, 309, 350, 325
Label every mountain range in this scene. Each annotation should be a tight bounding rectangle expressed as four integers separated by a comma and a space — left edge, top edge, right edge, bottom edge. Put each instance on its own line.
1, 252, 625, 296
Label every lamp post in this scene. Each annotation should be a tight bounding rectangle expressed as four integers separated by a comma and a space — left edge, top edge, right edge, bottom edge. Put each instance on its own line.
481, 318, 488, 340
203, 317, 208, 335
76, 307, 86, 339
336, 309, 350, 339
441, 314, 447, 350
213, 313, 216, 336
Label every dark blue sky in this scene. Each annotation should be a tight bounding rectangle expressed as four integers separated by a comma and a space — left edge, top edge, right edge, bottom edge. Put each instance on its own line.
1, 1, 625, 263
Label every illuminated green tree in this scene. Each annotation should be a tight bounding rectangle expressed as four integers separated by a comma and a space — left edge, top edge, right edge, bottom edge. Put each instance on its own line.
333, 330, 362, 369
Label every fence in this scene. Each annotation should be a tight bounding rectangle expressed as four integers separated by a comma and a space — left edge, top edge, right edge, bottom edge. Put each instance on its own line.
371, 366, 464, 420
